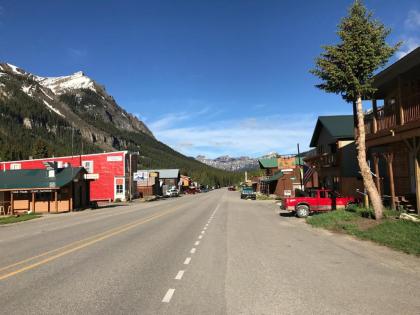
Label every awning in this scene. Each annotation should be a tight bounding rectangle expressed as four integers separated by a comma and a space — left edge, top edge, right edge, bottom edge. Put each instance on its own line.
261, 171, 284, 182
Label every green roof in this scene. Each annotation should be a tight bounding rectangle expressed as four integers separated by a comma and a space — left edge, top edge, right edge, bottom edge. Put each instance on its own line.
262, 171, 284, 182
258, 158, 278, 169
0, 167, 85, 190
309, 115, 354, 147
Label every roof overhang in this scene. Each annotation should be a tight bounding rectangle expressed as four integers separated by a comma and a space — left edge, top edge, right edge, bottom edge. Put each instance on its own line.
373, 47, 420, 99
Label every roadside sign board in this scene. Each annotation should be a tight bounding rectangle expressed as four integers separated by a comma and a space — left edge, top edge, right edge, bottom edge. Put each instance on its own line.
134, 171, 149, 181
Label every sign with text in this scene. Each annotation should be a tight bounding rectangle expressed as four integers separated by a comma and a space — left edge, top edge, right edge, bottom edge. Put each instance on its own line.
107, 155, 123, 162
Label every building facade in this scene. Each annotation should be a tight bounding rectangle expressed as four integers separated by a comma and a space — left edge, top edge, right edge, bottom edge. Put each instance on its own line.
258, 156, 304, 197
304, 115, 363, 197
0, 167, 90, 214
0, 151, 138, 202
364, 47, 420, 212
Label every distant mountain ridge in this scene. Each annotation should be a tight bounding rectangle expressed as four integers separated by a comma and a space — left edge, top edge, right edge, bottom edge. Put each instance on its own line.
0, 63, 240, 186
196, 152, 279, 171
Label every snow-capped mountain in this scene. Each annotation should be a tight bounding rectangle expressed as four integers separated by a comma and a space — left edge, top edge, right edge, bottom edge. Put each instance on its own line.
196, 153, 279, 171
0, 63, 153, 150
35, 71, 98, 95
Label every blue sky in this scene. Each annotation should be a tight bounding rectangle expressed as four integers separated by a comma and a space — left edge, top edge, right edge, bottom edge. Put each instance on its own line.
0, 1, 419, 158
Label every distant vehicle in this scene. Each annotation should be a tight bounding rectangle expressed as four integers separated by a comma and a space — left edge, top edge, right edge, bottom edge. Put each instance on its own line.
241, 187, 256, 200
280, 188, 358, 218
228, 186, 236, 191
185, 187, 198, 194
166, 188, 179, 197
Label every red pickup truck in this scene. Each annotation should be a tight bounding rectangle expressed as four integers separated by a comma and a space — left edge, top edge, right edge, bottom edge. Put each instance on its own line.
281, 189, 358, 218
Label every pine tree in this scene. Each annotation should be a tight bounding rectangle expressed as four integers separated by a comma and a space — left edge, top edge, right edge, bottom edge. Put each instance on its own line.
32, 139, 50, 158
311, 0, 400, 219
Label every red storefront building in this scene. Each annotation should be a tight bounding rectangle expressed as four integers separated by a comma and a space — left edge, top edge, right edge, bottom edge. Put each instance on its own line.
0, 151, 138, 202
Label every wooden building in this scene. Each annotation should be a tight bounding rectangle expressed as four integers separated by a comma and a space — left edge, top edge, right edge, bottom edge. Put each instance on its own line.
258, 156, 304, 197
364, 47, 420, 212
134, 170, 160, 197
304, 115, 363, 197
0, 167, 90, 214
1, 151, 138, 202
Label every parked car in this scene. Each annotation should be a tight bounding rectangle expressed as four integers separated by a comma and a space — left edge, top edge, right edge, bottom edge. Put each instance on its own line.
166, 188, 180, 197
185, 187, 197, 194
228, 186, 236, 191
241, 187, 256, 200
280, 188, 358, 218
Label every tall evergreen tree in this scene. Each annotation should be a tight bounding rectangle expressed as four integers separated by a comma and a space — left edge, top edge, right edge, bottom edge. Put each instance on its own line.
311, 0, 400, 219
32, 139, 50, 158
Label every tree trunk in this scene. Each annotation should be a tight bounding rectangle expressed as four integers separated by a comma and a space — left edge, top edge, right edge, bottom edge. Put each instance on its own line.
354, 96, 383, 219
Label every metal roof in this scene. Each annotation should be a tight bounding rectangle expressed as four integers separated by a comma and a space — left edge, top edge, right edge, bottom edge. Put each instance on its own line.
261, 171, 284, 182
309, 115, 354, 147
149, 169, 180, 179
0, 167, 85, 191
258, 158, 278, 169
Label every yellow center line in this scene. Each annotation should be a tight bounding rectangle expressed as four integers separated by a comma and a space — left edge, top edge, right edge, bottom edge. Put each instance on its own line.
0, 199, 197, 274
0, 208, 177, 281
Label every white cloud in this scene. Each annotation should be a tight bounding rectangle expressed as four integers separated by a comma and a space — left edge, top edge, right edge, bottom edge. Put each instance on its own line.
397, 9, 420, 59
396, 37, 420, 59
404, 9, 420, 29
149, 113, 321, 158
149, 107, 210, 131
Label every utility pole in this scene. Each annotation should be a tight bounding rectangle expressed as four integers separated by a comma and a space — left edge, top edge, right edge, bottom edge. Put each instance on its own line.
129, 153, 132, 202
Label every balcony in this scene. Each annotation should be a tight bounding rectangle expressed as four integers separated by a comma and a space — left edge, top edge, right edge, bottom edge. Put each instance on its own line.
304, 151, 337, 168
365, 94, 420, 136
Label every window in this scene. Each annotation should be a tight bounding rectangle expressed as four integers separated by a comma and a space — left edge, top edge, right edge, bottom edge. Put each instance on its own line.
82, 161, 94, 173
10, 163, 21, 170
116, 184, 123, 194
320, 191, 326, 198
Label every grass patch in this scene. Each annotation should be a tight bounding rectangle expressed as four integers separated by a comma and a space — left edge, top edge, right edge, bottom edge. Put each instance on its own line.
307, 209, 420, 256
0, 213, 41, 225
354, 221, 420, 256
256, 194, 281, 201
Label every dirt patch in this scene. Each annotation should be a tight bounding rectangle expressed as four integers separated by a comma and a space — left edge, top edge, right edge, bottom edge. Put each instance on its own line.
353, 217, 383, 231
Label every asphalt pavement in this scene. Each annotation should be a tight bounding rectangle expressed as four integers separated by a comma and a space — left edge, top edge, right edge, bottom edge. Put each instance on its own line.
1, 189, 419, 314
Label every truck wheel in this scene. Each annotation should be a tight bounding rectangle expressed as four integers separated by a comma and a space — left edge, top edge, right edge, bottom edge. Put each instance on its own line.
296, 205, 310, 218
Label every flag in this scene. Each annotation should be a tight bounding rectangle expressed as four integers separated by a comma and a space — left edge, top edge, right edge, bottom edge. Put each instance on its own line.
303, 166, 315, 184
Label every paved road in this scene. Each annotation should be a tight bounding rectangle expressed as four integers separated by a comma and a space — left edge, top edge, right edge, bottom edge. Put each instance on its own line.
1, 189, 420, 314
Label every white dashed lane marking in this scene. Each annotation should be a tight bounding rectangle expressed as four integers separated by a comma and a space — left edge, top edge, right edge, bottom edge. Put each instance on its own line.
160, 204, 220, 304
162, 289, 175, 303
175, 270, 184, 280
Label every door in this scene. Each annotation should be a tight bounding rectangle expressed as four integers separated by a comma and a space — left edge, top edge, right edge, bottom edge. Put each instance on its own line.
114, 177, 125, 201
318, 190, 333, 211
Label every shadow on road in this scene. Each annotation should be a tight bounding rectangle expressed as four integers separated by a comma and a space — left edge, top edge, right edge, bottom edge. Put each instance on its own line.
279, 211, 296, 218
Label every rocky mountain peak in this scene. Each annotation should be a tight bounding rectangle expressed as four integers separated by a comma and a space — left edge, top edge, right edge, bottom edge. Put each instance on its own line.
0, 62, 154, 143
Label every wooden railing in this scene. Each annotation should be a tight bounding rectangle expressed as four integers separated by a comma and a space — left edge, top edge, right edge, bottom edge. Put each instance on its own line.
376, 106, 397, 132
365, 103, 397, 134
402, 92, 420, 124
320, 153, 337, 167
365, 92, 420, 135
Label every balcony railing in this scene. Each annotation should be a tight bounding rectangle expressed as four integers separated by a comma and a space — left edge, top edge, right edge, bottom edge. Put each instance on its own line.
403, 92, 420, 124
320, 153, 337, 167
365, 92, 420, 135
